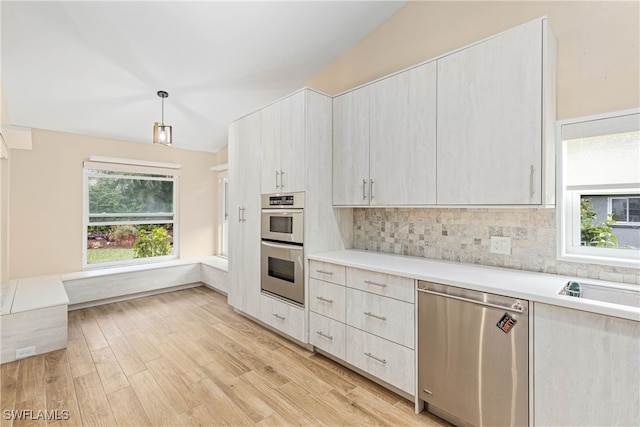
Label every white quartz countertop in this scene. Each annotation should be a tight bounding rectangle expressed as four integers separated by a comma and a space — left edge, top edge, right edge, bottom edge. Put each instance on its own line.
309, 250, 640, 322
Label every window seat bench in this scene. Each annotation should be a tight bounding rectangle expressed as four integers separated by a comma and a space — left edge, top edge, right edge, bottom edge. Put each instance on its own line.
0, 257, 228, 364
1, 276, 69, 363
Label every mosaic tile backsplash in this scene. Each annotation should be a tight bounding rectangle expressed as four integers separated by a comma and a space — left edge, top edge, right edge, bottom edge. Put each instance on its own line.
353, 208, 640, 285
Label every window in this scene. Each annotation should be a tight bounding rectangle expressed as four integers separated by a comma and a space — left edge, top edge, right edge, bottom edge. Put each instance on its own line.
83, 158, 180, 268
610, 197, 640, 223
557, 110, 640, 267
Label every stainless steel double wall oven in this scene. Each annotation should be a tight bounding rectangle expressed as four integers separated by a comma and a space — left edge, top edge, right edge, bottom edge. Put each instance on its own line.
260, 192, 304, 306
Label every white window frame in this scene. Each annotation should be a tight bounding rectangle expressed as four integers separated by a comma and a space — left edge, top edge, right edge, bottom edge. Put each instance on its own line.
556, 109, 640, 268
83, 157, 181, 269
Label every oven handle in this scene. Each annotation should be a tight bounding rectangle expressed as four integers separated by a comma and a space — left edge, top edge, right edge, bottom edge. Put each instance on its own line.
261, 241, 303, 251
261, 208, 303, 214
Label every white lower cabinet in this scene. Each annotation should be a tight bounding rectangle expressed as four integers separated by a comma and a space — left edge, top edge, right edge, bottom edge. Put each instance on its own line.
308, 261, 415, 397
259, 294, 306, 343
346, 288, 414, 349
309, 312, 346, 360
346, 326, 414, 395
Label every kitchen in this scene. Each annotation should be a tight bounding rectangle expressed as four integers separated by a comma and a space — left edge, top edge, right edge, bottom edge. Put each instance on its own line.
1, 1, 639, 426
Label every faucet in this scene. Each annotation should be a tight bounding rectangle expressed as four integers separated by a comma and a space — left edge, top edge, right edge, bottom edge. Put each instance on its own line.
563, 281, 582, 298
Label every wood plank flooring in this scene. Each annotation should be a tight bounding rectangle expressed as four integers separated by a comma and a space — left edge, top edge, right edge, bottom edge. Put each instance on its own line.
1, 286, 451, 426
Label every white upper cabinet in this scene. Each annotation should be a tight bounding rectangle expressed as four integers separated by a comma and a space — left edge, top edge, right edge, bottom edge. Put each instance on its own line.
369, 62, 437, 205
261, 90, 306, 194
333, 86, 370, 206
331, 17, 556, 207
436, 18, 555, 205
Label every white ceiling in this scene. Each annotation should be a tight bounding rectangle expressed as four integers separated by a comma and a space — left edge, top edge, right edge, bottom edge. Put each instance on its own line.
1, 1, 406, 152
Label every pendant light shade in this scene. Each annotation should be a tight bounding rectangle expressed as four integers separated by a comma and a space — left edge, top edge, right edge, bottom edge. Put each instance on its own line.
153, 90, 172, 146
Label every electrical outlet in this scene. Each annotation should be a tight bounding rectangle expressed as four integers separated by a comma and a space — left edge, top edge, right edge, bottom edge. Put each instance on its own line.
490, 236, 511, 255
16, 346, 36, 359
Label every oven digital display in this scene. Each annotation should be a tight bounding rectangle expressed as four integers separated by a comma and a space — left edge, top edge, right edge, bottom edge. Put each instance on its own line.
269, 195, 295, 206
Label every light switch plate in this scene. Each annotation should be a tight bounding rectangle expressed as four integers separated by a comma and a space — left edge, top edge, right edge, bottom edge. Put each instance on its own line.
490, 236, 511, 255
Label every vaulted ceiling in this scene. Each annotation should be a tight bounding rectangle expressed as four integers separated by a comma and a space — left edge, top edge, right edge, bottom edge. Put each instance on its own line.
1, 1, 406, 152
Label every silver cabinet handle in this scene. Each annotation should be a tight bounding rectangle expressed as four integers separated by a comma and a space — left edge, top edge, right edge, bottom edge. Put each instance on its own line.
316, 296, 333, 304
276, 170, 280, 189
362, 178, 368, 200
272, 313, 286, 320
315, 270, 333, 275
364, 352, 387, 364
364, 311, 387, 321
316, 331, 333, 340
370, 178, 375, 200
238, 207, 242, 223
280, 170, 284, 189
529, 164, 535, 198
364, 280, 386, 288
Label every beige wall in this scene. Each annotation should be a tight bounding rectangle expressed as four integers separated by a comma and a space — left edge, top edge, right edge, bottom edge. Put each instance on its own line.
7, 129, 226, 279
307, 0, 640, 118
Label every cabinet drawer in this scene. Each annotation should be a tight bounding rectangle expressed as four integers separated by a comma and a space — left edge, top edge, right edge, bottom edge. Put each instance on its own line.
309, 312, 346, 360
346, 288, 414, 349
347, 267, 414, 303
309, 278, 346, 322
309, 261, 346, 286
259, 294, 306, 343
346, 326, 415, 395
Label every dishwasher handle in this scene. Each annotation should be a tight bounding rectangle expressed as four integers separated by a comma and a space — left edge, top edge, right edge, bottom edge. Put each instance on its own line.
417, 287, 525, 314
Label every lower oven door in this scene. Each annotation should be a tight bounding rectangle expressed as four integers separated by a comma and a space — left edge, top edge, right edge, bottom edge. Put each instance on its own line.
261, 240, 304, 306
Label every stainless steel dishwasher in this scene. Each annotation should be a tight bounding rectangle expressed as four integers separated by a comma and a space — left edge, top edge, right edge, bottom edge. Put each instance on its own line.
417, 281, 529, 427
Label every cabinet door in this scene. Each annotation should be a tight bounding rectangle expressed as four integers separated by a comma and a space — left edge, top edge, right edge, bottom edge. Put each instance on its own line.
369, 62, 437, 205
260, 102, 281, 194
332, 87, 370, 206
437, 20, 543, 204
228, 111, 261, 314
279, 90, 306, 193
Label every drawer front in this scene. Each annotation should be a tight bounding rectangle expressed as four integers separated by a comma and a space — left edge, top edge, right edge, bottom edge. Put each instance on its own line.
309, 261, 346, 286
259, 294, 306, 343
346, 326, 415, 395
346, 288, 414, 349
309, 278, 346, 322
347, 267, 414, 303
309, 312, 346, 360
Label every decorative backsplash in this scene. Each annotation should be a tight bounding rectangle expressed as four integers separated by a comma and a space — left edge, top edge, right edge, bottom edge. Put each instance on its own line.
353, 208, 640, 285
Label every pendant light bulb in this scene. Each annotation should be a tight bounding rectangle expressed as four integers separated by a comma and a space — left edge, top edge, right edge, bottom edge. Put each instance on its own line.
154, 90, 172, 146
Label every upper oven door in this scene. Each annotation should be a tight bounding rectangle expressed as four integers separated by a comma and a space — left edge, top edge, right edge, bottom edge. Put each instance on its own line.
261, 209, 304, 244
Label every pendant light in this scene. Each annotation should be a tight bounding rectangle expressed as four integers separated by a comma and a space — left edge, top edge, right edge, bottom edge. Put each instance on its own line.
153, 90, 172, 146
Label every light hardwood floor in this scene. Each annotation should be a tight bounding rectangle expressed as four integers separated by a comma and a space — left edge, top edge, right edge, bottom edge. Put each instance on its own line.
1, 286, 450, 426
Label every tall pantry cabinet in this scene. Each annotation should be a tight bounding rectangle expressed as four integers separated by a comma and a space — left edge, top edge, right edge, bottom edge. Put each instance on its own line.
227, 111, 261, 316
228, 88, 350, 343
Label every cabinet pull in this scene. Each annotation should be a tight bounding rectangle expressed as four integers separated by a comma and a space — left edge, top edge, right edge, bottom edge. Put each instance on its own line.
315, 269, 333, 275
362, 178, 367, 200
238, 207, 242, 223
316, 296, 333, 304
316, 331, 333, 340
364, 311, 387, 321
364, 352, 387, 364
280, 170, 284, 189
276, 170, 280, 189
364, 280, 386, 288
529, 164, 535, 198
272, 313, 286, 320
370, 178, 375, 200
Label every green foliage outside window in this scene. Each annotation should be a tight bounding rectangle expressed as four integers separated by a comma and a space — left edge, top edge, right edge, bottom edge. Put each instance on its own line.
580, 197, 618, 247
133, 227, 173, 258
